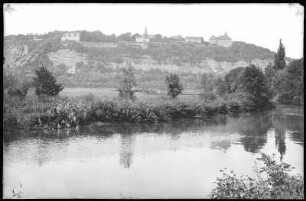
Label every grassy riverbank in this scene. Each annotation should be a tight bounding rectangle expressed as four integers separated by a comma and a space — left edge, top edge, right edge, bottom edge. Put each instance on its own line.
3, 91, 275, 129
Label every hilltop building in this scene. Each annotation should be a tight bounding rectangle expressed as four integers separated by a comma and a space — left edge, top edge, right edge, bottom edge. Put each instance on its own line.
135, 27, 151, 49
209, 32, 232, 47
185, 36, 204, 44
61, 31, 80, 42
135, 27, 150, 43
170, 35, 184, 41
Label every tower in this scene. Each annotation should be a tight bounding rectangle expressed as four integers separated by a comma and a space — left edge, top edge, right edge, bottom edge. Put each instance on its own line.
144, 27, 148, 36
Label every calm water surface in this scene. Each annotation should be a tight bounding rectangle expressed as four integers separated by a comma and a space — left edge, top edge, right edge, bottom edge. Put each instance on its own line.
3, 105, 304, 198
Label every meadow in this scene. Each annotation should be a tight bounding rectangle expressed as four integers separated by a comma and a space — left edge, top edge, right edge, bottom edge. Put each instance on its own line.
59, 87, 202, 102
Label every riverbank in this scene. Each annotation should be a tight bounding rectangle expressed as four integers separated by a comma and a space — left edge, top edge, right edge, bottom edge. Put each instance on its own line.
3, 92, 275, 130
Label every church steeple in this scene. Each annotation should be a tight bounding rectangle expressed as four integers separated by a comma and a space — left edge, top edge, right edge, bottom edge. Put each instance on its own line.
144, 27, 148, 36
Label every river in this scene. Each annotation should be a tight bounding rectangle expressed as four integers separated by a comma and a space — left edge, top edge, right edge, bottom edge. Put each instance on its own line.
3, 105, 304, 198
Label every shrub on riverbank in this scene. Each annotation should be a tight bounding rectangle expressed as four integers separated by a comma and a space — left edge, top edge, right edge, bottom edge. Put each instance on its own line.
3, 91, 274, 129
210, 153, 304, 199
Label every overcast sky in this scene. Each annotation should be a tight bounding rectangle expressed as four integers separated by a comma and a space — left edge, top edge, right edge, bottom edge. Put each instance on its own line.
4, 3, 304, 59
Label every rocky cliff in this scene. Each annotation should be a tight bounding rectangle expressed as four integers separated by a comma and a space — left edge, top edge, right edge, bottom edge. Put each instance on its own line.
4, 43, 274, 76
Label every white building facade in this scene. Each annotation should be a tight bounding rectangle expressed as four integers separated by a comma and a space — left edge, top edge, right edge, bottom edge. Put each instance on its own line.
209, 32, 232, 47
61, 32, 80, 42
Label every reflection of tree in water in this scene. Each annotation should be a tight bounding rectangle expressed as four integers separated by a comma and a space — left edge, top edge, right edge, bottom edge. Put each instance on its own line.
210, 139, 231, 152
119, 126, 136, 169
35, 131, 70, 167
239, 112, 272, 153
272, 110, 287, 161
281, 114, 304, 143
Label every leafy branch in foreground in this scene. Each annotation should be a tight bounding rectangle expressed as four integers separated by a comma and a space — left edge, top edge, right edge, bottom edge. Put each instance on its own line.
210, 153, 304, 199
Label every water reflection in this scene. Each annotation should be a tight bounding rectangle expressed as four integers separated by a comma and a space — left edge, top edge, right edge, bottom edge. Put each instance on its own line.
272, 105, 304, 160
3, 105, 304, 198
119, 134, 135, 169
238, 112, 272, 153
210, 139, 231, 152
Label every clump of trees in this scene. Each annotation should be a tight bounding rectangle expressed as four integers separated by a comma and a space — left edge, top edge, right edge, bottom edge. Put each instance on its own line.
239, 65, 272, 106
223, 65, 272, 108
3, 70, 29, 100
165, 73, 183, 98
33, 65, 63, 97
118, 61, 137, 100
264, 39, 304, 105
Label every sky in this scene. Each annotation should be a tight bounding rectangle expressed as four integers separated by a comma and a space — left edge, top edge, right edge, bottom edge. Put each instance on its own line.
3, 3, 304, 59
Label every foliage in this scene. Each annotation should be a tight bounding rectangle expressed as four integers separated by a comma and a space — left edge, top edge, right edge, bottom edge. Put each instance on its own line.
224, 67, 245, 93
274, 39, 286, 71
3, 70, 18, 90
210, 153, 304, 199
215, 78, 227, 96
3, 90, 274, 129
199, 92, 216, 102
263, 40, 304, 105
264, 62, 276, 95
33, 65, 63, 97
3, 70, 29, 100
239, 65, 273, 106
165, 73, 183, 98
200, 72, 218, 92
223, 65, 273, 108
7, 84, 29, 100
118, 61, 137, 100
272, 59, 304, 105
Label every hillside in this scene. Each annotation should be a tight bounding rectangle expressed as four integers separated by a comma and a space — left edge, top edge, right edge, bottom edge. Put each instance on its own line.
4, 31, 279, 88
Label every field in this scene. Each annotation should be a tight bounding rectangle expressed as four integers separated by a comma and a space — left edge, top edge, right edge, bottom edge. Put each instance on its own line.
59, 87, 202, 102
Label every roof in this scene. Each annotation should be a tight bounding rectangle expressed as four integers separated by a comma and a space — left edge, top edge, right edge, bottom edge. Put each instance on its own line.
209, 33, 231, 40
63, 32, 80, 36
185, 36, 203, 40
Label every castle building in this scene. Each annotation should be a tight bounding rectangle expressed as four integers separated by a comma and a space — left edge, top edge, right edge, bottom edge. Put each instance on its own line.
185, 36, 204, 43
209, 32, 232, 47
61, 31, 80, 42
135, 27, 150, 43
135, 27, 151, 49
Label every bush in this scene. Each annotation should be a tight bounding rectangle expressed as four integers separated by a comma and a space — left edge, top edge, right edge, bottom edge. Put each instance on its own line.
33, 65, 63, 97
199, 92, 216, 102
210, 153, 304, 199
165, 73, 183, 98
7, 83, 29, 100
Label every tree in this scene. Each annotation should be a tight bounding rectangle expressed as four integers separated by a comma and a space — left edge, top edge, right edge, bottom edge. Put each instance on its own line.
274, 39, 286, 71
33, 65, 63, 96
200, 72, 216, 92
4, 70, 29, 100
272, 58, 304, 105
264, 62, 275, 94
240, 65, 272, 105
118, 60, 137, 100
165, 73, 183, 98
216, 78, 227, 96
224, 67, 245, 93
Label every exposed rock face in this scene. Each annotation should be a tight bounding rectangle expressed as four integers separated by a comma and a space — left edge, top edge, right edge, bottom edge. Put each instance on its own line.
48, 49, 88, 73
4, 44, 274, 75
115, 58, 274, 75
4, 44, 38, 68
